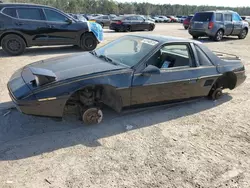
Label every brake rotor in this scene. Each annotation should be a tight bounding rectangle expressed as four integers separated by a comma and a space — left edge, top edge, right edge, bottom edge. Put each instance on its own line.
82, 107, 103, 125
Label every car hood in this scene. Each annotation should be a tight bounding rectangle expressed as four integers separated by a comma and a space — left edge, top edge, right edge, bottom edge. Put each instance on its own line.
27, 52, 126, 81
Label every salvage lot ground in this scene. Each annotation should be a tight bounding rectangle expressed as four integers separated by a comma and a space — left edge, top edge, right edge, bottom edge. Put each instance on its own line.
0, 23, 250, 188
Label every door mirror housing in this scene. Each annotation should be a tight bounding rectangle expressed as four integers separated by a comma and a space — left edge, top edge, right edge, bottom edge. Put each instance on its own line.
142, 65, 160, 76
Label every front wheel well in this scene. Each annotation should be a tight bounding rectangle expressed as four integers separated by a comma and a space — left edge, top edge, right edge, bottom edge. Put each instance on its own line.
64, 85, 122, 115
0, 32, 28, 47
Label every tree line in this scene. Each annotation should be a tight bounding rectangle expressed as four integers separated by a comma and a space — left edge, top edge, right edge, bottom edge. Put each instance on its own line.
4, 0, 250, 15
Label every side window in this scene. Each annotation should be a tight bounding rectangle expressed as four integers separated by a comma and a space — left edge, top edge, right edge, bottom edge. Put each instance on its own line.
2, 8, 17, 18
44, 9, 67, 22
103, 16, 109, 19
215, 13, 223, 22
125, 17, 131, 21
147, 44, 193, 69
224, 14, 232, 21
233, 13, 242, 21
195, 45, 213, 66
137, 16, 144, 21
17, 8, 44, 21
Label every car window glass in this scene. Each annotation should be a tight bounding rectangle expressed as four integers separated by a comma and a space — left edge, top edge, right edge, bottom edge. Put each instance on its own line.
192, 12, 212, 22
3, 8, 17, 18
195, 45, 213, 66
224, 14, 232, 21
17, 8, 44, 20
147, 44, 192, 69
124, 17, 131, 21
95, 36, 159, 67
215, 13, 223, 21
103, 16, 109, 19
44, 9, 67, 22
233, 13, 242, 21
137, 16, 144, 21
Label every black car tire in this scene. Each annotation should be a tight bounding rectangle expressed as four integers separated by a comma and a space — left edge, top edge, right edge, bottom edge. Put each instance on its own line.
1, 34, 26, 56
149, 25, 155, 31
192, 35, 199, 39
184, 26, 188, 30
214, 30, 224, 41
80, 33, 98, 51
238, 28, 248, 39
126, 26, 132, 32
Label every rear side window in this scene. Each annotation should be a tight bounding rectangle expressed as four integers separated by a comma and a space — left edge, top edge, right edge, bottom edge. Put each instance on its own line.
215, 13, 223, 21
44, 9, 67, 22
17, 8, 44, 21
193, 12, 212, 22
137, 16, 144, 21
195, 45, 213, 66
2, 8, 17, 18
102, 16, 109, 19
224, 14, 232, 21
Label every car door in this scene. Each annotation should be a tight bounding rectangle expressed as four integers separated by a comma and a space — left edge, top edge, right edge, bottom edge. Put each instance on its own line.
224, 13, 233, 35
101, 15, 110, 26
43, 8, 81, 45
131, 43, 202, 106
232, 12, 243, 35
130, 16, 140, 31
15, 7, 48, 46
136, 16, 148, 30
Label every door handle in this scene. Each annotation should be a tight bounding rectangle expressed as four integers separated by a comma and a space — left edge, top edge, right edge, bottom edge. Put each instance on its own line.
48, 25, 55, 28
15, 22, 24, 26
188, 78, 198, 84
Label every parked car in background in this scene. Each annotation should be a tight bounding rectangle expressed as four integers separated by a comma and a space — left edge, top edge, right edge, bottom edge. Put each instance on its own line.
8, 35, 246, 124
167, 16, 178, 22
179, 16, 187, 23
158, 16, 170, 22
109, 15, 155, 32
183, 15, 193, 29
140, 15, 155, 22
189, 10, 249, 41
0, 3, 103, 55
89, 15, 116, 28
153, 16, 164, 23
70, 14, 88, 22
242, 16, 250, 24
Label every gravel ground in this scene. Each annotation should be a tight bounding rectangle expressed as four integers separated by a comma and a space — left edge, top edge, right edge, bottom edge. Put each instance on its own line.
0, 23, 250, 188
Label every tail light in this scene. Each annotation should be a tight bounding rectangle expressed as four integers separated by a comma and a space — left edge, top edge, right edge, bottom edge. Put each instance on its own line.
116, 21, 122, 24
208, 21, 214, 29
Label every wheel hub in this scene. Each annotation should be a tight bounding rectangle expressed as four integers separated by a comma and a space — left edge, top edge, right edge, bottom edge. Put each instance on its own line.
82, 108, 103, 124
7, 39, 20, 51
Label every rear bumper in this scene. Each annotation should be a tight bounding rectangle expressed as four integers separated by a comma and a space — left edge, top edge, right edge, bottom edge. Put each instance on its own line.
188, 29, 214, 37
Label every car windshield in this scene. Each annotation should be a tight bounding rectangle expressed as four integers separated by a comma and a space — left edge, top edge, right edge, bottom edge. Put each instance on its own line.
94, 36, 159, 67
193, 12, 212, 22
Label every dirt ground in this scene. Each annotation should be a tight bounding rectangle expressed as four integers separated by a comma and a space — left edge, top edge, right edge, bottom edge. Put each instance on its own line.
0, 23, 250, 188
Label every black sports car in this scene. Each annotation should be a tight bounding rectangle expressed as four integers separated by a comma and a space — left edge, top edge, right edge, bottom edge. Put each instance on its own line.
7, 35, 246, 124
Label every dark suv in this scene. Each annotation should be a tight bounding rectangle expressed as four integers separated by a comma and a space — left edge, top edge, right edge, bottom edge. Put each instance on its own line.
0, 3, 103, 55
189, 10, 249, 41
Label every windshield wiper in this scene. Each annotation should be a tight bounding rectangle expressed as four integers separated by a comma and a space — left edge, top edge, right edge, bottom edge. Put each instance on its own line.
98, 55, 119, 65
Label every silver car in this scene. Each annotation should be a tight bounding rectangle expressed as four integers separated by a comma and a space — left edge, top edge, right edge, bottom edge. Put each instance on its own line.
189, 10, 249, 41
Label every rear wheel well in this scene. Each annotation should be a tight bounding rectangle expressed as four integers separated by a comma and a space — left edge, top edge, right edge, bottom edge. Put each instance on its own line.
0, 32, 27, 47
214, 72, 237, 90
64, 85, 122, 116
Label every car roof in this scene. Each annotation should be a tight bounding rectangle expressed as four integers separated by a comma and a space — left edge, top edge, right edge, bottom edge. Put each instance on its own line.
128, 34, 200, 44
0, 3, 56, 10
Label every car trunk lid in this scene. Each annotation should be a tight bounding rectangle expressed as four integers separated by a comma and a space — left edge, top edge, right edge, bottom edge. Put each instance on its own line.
190, 12, 213, 30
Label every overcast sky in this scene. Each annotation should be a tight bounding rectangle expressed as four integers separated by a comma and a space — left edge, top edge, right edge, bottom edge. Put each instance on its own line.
115, 0, 250, 7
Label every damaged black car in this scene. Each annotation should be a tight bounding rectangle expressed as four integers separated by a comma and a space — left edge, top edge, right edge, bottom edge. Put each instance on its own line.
7, 35, 246, 124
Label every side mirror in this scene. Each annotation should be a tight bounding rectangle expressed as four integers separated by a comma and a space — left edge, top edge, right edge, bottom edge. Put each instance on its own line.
142, 65, 160, 76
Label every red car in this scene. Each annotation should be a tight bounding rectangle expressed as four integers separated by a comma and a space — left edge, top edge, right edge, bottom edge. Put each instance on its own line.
183, 15, 193, 29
